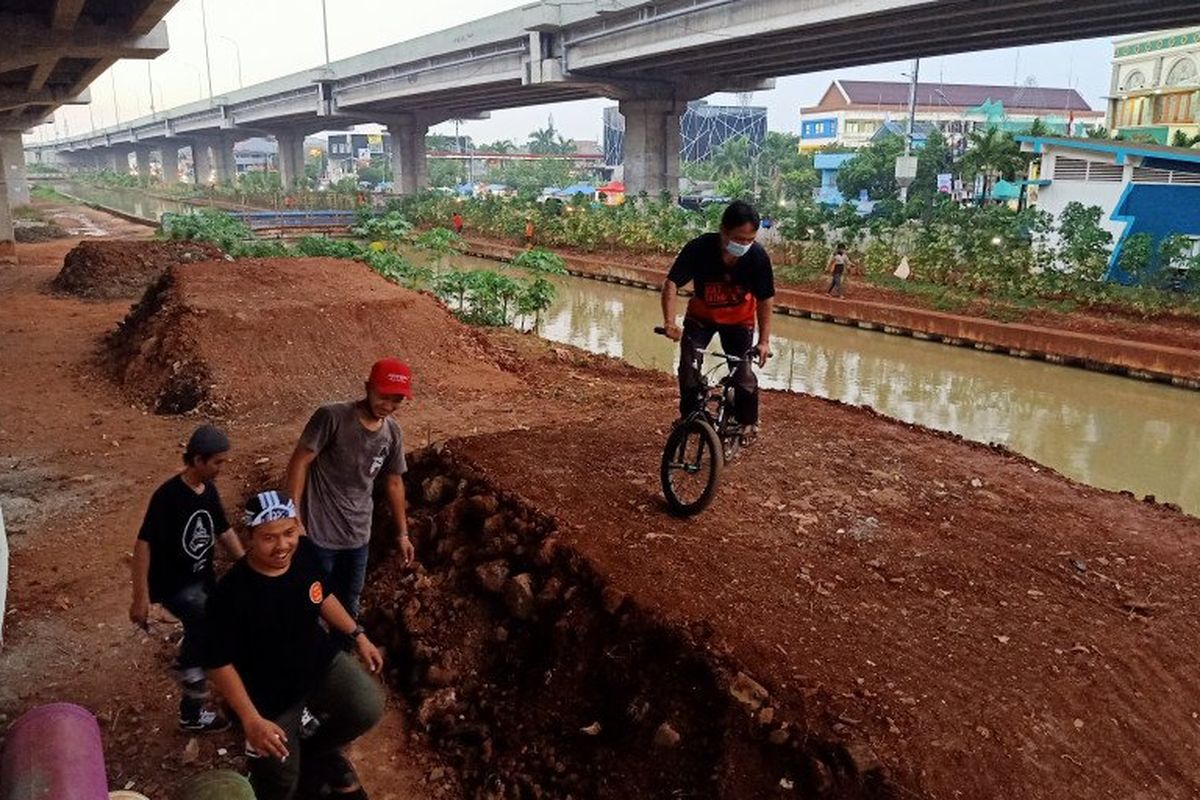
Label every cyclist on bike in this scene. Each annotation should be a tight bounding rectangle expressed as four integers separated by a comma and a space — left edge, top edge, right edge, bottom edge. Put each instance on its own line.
660, 200, 774, 438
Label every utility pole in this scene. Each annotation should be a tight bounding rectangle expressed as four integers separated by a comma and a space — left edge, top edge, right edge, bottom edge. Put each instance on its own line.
896, 57, 921, 203
147, 62, 156, 117
321, 0, 331, 64
200, 0, 214, 100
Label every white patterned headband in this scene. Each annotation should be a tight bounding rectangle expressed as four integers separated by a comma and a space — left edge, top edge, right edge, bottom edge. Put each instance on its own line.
244, 490, 297, 528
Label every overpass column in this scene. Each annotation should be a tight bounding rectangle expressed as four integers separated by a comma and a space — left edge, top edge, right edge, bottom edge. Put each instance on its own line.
0, 131, 18, 264
0, 132, 30, 208
617, 98, 686, 199
211, 136, 236, 185
190, 142, 213, 185
387, 120, 429, 195
106, 149, 128, 174
159, 144, 179, 184
272, 131, 306, 189
133, 145, 153, 180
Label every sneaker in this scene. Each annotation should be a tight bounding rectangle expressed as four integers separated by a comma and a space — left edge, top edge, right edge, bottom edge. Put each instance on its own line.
179, 709, 232, 733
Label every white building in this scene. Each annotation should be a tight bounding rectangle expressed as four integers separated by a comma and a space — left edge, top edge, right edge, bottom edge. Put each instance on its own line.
800, 80, 1102, 149
1108, 28, 1200, 145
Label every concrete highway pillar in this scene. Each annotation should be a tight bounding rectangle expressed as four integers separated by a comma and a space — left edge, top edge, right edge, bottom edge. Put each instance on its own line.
617, 98, 685, 199
159, 144, 179, 184
191, 142, 214, 185
387, 120, 429, 195
211, 136, 236, 185
273, 130, 306, 189
0, 132, 17, 264
106, 149, 128, 174
0, 132, 30, 208
134, 146, 153, 180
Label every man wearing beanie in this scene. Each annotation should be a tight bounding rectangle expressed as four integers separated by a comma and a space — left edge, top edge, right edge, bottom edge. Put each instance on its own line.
285, 358, 415, 621
130, 423, 245, 732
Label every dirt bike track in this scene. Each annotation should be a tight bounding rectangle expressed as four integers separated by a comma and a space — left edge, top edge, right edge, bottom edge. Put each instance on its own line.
0, 203, 1198, 799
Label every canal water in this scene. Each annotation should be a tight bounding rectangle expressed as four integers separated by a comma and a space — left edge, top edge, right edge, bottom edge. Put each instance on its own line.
59, 181, 195, 221
56, 182, 1200, 515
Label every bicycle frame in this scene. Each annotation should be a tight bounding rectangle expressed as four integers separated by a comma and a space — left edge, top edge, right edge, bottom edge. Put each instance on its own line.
684, 348, 749, 460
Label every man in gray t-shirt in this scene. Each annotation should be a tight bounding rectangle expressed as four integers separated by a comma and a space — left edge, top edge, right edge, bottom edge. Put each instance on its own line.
286, 358, 415, 618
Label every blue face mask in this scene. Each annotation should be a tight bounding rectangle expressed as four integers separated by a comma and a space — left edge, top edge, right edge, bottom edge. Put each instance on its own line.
725, 240, 752, 258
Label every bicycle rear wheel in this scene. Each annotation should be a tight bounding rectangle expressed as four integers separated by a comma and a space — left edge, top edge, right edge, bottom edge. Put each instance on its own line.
660, 418, 723, 516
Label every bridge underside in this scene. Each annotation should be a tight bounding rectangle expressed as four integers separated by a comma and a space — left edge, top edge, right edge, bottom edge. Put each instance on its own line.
563, 0, 1200, 83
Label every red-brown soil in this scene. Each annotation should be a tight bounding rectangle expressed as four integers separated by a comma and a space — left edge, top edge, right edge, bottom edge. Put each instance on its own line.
52, 239, 226, 300
105, 257, 523, 418
462, 232, 1200, 353
3, 208, 1199, 799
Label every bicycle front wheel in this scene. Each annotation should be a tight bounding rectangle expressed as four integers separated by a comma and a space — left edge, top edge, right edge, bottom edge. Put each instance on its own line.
660, 418, 723, 516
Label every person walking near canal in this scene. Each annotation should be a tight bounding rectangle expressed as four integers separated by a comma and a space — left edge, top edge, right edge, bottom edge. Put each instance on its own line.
451, 210, 464, 235
204, 490, 385, 800
129, 423, 244, 732
826, 243, 852, 298
285, 359, 415, 621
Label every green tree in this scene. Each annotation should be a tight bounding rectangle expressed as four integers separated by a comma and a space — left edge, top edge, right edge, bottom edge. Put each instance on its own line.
527, 119, 575, 155
1172, 130, 1200, 148
910, 128, 953, 203
837, 135, 904, 200
485, 158, 576, 195
1025, 117, 1052, 137
1117, 232, 1156, 283
959, 127, 1024, 203
1057, 202, 1113, 280
481, 140, 515, 154
428, 158, 466, 188
1086, 126, 1111, 139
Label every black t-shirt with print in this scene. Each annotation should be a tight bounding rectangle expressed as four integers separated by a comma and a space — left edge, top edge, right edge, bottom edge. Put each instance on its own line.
137, 475, 231, 603
202, 537, 337, 719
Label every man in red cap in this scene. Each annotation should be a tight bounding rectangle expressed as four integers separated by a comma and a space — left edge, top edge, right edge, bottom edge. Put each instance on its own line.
285, 358, 415, 620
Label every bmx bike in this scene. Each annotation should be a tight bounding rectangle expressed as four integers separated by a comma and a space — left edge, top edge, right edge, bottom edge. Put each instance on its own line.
654, 326, 766, 516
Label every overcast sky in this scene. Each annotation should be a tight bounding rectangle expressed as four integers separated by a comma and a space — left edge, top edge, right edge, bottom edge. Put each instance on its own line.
36, 0, 1124, 145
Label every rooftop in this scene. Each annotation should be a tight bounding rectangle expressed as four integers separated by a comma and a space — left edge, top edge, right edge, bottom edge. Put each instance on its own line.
825, 80, 1096, 113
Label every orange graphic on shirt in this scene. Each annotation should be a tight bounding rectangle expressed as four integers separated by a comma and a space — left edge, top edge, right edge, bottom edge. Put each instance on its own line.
309, 581, 324, 604
702, 281, 749, 308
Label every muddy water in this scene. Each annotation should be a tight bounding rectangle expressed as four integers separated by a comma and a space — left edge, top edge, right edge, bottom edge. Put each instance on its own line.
451, 252, 1200, 516
53, 183, 1200, 515
60, 181, 193, 222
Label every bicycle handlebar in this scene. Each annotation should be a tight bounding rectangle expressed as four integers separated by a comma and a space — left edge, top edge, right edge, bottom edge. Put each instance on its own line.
653, 326, 773, 361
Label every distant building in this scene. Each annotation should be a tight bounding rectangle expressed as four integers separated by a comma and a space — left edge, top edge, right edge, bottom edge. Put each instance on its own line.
325, 132, 390, 179
233, 137, 275, 174
1108, 28, 1200, 144
800, 80, 1103, 149
603, 101, 767, 167
1019, 135, 1200, 285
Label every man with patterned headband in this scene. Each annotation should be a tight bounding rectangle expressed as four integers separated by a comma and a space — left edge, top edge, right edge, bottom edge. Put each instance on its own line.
286, 358, 415, 621
204, 490, 384, 800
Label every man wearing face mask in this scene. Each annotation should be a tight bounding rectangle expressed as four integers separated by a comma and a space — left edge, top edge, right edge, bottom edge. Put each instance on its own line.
661, 200, 775, 438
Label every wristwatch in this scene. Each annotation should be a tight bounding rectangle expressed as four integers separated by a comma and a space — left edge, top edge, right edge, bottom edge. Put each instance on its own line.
350, 624, 366, 639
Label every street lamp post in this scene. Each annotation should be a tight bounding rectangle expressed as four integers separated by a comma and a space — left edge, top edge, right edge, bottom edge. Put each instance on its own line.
199, 0, 215, 100
216, 35, 244, 89
147, 62, 156, 117
321, 0, 331, 64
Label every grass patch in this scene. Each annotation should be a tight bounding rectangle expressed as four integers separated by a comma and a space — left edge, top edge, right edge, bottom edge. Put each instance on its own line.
30, 184, 72, 203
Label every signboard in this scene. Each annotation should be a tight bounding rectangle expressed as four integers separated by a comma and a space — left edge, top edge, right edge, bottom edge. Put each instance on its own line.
356, 147, 371, 165
894, 155, 919, 187
367, 134, 384, 153
936, 173, 953, 194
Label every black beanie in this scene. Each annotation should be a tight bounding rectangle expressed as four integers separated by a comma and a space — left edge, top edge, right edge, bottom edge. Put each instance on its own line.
186, 424, 230, 459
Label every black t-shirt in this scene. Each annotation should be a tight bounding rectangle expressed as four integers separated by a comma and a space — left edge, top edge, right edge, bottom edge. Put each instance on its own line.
202, 537, 337, 719
667, 233, 775, 327
137, 475, 231, 603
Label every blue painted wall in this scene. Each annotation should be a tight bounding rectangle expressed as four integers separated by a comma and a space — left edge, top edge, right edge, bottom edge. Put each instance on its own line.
802, 118, 838, 140
1107, 184, 1200, 283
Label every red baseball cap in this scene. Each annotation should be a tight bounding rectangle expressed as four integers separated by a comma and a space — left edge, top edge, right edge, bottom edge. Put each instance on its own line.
368, 358, 412, 398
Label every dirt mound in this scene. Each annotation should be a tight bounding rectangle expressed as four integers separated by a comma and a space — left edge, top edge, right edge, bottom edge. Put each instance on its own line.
105, 257, 524, 416
378, 397, 1200, 799
52, 239, 225, 299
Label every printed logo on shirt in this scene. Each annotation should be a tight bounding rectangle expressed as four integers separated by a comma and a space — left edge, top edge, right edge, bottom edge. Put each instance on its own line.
309, 581, 324, 604
702, 281, 749, 308
369, 445, 389, 476
181, 510, 215, 563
